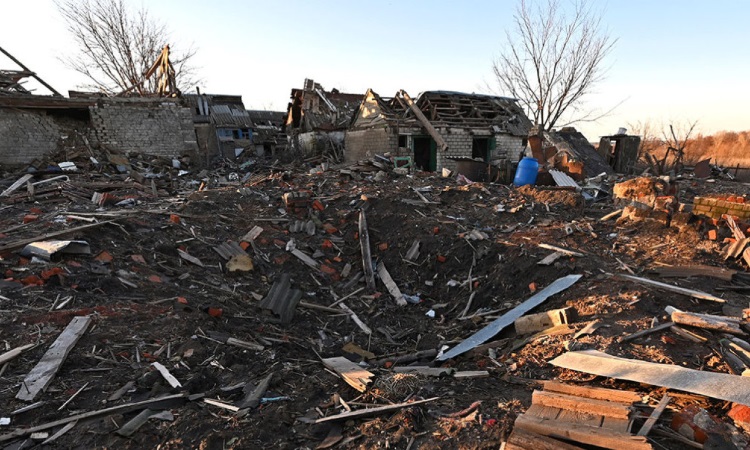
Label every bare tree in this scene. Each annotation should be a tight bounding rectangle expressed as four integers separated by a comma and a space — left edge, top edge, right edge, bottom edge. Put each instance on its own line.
493, 0, 615, 130
57, 0, 199, 95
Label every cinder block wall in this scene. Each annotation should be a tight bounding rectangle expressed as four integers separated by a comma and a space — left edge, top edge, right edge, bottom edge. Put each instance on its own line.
345, 127, 396, 162
0, 109, 61, 165
494, 134, 524, 162
440, 130, 471, 171
693, 196, 750, 220
90, 99, 198, 158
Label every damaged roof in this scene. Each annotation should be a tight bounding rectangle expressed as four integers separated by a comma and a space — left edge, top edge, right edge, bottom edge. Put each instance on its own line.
352, 89, 532, 136
285, 79, 363, 132
544, 127, 613, 176
183, 94, 254, 128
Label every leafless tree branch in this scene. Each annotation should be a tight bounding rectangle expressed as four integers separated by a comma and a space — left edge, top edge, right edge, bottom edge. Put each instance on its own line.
492, 0, 616, 131
56, 0, 200, 95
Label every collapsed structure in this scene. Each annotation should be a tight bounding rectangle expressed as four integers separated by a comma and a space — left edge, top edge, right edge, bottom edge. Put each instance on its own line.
346, 89, 532, 172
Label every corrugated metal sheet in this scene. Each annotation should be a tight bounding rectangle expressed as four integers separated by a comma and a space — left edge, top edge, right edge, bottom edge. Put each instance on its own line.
549, 169, 580, 188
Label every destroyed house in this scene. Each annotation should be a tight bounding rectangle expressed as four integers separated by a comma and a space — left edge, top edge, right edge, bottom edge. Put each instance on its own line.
345, 89, 532, 172
183, 93, 254, 159
284, 78, 363, 153
246, 110, 287, 155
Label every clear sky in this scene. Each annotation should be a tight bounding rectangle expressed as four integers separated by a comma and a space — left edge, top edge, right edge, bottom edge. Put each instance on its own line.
2, 0, 748, 139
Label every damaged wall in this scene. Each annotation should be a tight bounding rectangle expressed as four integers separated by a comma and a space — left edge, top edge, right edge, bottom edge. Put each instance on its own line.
345, 127, 397, 161
0, 109, 63, 165
90, 98, 198, 159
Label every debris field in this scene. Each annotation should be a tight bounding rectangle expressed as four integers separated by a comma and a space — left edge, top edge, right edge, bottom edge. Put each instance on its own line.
2, 152, 750, 450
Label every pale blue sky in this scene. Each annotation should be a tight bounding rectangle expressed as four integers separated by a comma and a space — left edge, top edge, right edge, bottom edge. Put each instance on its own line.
2, 0, 748, 139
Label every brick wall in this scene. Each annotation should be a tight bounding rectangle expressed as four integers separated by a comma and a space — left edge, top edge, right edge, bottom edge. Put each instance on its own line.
693, 195, 750, 220
0, 109, 62, 165
494, 134, 525, 162
345, 127, 397, 162
90, 98, 198, 159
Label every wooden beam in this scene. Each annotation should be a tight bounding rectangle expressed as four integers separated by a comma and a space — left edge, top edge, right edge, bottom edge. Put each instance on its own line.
615, 274, 726, 303
636, 395, 671, 436
0, 220, 119, 254
16, 316, 91, 402
358, 210, 375, 291
399, 90, 448, 151
506, 428, 586, 450
542, 381, 642, 404
315, 397, 438, 423
532, 390, 632, 419
514, 414, 652, 450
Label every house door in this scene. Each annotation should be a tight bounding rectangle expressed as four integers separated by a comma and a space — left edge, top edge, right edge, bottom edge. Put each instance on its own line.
413, 136, 436, 172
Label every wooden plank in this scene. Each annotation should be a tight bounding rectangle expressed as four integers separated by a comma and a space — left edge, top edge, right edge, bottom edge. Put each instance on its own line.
322, 357, 373, 392
177, 249, 204, 267
358, 210, 375, 291
636, 395, 671, 436
538, 252, 564, 266
532, 390, 632, 419
538, 243, 584, 257
526, 404, 561, 420
0, 343, 34, 365
515, 309, 568, 335
16, 316, 91, 401
550, 350, 750, 405
514, 414, 652, 450
602, 416, 632, 434
615, 273, 726, 303
652, 265, 736, 281
506, 428, 586, 450
399, 90, 448, 151
542, 381, 642, 404
377, 262, 406, 306
620, 322, 674, 343
0, 174, 33, 197
669, 307, 744, 335
0, 394, 186, 443
556, 409, 603, 427
314, 397, 438, 423
151, 362, 182, 388
0, 220, 118, 254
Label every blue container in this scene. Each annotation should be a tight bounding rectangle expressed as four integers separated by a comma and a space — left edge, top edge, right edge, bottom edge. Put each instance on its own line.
513, 157, 539, 186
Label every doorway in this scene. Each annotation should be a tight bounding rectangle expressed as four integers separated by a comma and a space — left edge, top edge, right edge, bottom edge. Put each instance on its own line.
413, 137, 436, 171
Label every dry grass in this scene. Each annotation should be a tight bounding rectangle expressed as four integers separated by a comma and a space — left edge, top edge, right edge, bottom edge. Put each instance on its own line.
643, 130, 750, 171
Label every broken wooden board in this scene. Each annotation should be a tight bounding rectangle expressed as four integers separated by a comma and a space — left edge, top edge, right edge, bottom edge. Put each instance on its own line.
506, 428, 586, 450
241, 225, 263, 242
393, 366, 455, 377
620, 322, 674, 343
322, 357, 373, 392
437, 274, 582, 361
538, 243, 584, 257
514, 413, 651, 450
0, 343, 34, 366
651, 265, 737, 281
636, 395, 670, 436
16, 316, 91, 401
151, 362, 181, 388
541, 381, 642, 404
405, 240, 420, 263
0, 220, 118, 254
667, 306, 744, 335
358, 210, 376, 291
314, 397, 438, 423
515, 308, 569, 335
550, 350, 750, 406
0, 174, 33, 197
0, 394, 187, 443
290, 248, 319, 270
615, 273, 725, 303
377, 262, 407, 306
532, 390, 632, 420
538, 252, 564, 266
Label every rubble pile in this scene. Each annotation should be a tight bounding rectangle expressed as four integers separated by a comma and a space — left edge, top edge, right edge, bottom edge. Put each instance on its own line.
1, 158, 750, 449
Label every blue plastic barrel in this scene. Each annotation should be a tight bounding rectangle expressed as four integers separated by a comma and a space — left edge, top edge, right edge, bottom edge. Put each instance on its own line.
513, 157, 539, 186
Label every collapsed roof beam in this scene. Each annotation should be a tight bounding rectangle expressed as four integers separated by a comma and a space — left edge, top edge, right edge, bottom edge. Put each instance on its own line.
0, 46, 62, 97
398, 90, 448, 152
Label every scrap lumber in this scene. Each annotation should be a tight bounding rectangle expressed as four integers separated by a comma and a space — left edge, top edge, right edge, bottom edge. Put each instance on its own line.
538, 243, 584, 257
725, 214, 746, 241
290, 248, 319, 269
0, 220, 118, 254
666, 306, 744, 335
322, 356, 373, 392
339, 303, 372, 335
0, 174, 33, 197
151, 362, 182, 388
514, 414, 651, 450
538, 252, 563, 266
0, 394, 187, 443
393, 366, 455, 377
399, 90, 448, 151
531, 390, 632, 419
0, 343, 34, 365
377, 262, 407, 306
636, 395, 671, 436
116, 409, 161, 437
599, 208, 624, 222
358, 210, 376, 291
615, 273, 726, 303
620, 322, 674, 343
314, 397, 438, 423
550, 350, 750, 405
541, 381, 642, 404
515, 308, 569, 335
437, 274, 582, 361
405, 240, 420, 263
651, 265, 736, 282
16, 316, 91, 401
506, 428, 586, 450
177, 249, 204, 267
